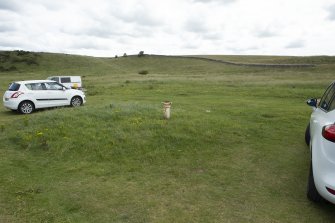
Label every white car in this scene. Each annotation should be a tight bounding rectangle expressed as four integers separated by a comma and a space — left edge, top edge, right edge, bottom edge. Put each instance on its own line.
306, 81, 335, 204
3, 80, 86, 114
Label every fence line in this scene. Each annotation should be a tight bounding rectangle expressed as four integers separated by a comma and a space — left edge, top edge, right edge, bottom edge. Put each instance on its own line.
143, 54, 316, 68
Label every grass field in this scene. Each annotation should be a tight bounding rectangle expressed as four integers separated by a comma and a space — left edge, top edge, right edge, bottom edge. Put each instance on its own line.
1, 51, 335, 222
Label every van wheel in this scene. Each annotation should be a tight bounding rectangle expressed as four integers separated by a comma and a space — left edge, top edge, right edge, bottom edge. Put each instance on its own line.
307, 161, 323, 202
19, 101, 34, 114
70, 96, 82, 107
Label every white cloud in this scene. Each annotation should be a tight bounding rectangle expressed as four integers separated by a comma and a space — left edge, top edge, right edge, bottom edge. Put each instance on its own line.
327, 4, 335, 20
0, 0, 19, 11
0, 0, 334, 56
286, 40, 305, 49
192, 0, 235, 4
254, 26, 279, 38
185, 18, 210, 33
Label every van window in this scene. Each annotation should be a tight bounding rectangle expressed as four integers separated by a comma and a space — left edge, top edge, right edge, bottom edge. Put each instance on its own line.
61, 77, 71, 83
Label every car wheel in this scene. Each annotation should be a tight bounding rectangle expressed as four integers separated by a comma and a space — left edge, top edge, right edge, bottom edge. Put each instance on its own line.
18, 101, 34, 114
70, 96, 82, 107
305, 123, 310, 146
307, 161, 323, 202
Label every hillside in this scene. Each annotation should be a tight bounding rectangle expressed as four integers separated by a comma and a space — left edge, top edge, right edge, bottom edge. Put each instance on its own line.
1, 51, 335, 222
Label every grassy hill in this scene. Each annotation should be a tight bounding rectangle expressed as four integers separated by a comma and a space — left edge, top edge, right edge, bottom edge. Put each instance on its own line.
1, 51, 335, 222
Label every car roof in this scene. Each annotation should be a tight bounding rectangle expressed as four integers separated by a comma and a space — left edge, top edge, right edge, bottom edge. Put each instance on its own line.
14, 80, 57, 84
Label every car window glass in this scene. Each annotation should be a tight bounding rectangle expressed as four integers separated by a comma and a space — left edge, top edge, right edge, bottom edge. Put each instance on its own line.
44, 82, 63, 90
319, 84, 335, 111
25, 84, 32, 90
328, 100, 335, 112
327, 92, 335, 112
27, 83, 44, 90
8, 83, 20, 91
50, 77, 60, 83
319, 84, 332, 108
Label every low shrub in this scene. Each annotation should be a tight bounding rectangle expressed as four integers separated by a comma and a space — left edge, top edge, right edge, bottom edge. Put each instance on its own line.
138, 51, 144, 57
0, 65, 17, 72
138, 70, 149, 75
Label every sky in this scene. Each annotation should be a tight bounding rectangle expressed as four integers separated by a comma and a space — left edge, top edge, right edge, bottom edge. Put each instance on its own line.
0, 0, 335, 57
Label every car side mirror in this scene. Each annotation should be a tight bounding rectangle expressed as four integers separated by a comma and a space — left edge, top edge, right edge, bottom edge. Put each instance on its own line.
306, 98, 317, 107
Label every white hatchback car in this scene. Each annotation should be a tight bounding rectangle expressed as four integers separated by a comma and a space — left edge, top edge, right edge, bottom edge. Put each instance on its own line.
3, 80, 86, 114
306, 81, 335, 204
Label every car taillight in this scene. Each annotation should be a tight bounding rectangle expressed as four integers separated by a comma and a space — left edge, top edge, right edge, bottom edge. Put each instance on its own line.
322, 124, 335, 142
10, 91, 24, 98
326, 186, 335, 195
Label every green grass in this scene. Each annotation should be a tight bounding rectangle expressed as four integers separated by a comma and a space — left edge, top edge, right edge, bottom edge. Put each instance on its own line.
1, 52, 335, 222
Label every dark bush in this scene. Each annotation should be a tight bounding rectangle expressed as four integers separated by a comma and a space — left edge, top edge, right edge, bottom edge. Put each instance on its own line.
0, 52, 10, 62
138, 51, 144, 57
25, 57, 38, 65
15, 50, 30, 56
0, 50, 39, 66
9, 54, 22, 63
0, 65, 17, 72
138, 70, 149, 75
8, 65, 17, 71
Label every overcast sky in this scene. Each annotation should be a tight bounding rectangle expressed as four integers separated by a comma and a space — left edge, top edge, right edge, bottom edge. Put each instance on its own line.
0, 0, 335, 57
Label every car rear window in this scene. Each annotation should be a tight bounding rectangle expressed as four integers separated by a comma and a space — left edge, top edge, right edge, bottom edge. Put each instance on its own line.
8, 83, 20, 91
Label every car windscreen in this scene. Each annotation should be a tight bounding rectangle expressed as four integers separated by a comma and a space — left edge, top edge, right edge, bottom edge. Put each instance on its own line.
8, 83, 20, 91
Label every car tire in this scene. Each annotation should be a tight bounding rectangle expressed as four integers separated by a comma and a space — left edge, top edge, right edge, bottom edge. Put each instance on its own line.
307, 161, 323, 202
18, 101, 34, 114
70, 96, 82, 107
305, 123, 310, 146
